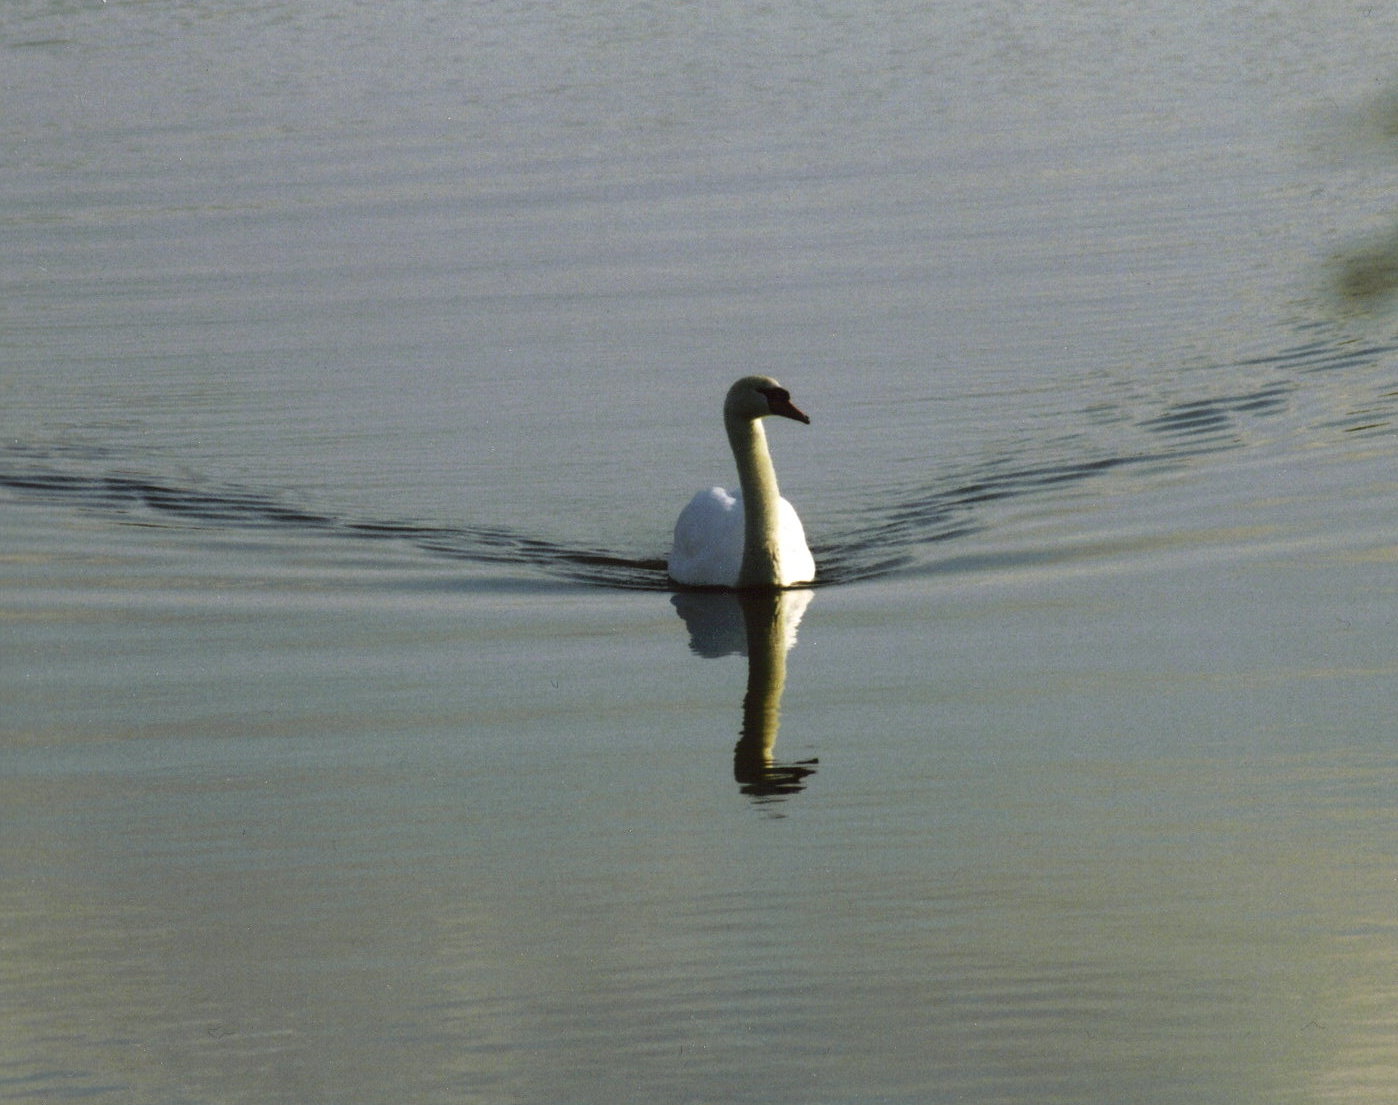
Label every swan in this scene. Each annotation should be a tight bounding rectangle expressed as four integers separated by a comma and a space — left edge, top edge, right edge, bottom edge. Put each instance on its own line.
668, 376, 816, 589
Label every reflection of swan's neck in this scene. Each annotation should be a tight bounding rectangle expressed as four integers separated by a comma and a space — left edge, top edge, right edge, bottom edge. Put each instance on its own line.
736, 590, 789, 771
727, 413, 782, 588
732, 588, 817, 798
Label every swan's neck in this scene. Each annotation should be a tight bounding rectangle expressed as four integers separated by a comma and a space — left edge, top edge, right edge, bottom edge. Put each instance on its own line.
727, 413, 784, 588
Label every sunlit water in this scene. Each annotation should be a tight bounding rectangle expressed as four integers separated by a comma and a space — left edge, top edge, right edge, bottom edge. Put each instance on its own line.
4, 2, 1398, 1103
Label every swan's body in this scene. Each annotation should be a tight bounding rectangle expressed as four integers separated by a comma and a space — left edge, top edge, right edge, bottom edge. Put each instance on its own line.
668, 376, 815, 589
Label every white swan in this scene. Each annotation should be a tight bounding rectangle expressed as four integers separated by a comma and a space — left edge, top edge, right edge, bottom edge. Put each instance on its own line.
668, 376, 816, 589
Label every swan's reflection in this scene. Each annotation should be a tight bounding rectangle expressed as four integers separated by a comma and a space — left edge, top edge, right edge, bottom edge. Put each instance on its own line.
671, 588, 818, 800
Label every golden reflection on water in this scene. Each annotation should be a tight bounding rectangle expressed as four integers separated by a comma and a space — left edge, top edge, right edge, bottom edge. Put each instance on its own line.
1312, 959, 1398, 1103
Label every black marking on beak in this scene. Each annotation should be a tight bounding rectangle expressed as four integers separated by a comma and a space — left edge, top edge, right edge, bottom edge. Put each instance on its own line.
760, 386, 810, 424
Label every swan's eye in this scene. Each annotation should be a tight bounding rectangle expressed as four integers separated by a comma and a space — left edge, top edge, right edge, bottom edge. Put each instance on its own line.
760, 386, 790, 404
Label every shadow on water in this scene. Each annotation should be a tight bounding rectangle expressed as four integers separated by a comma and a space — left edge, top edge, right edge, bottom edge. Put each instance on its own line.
2, 324, 1395, 592
1332, 228, 1398, 312
672, 589, 817, 808
1326, 83, 1398, 314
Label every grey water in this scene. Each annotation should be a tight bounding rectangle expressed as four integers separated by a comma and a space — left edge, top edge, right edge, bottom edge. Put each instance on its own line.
4, 1, 1398, 1102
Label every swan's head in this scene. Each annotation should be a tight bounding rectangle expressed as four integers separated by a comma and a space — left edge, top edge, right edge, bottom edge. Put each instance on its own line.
724, 375, 810, 425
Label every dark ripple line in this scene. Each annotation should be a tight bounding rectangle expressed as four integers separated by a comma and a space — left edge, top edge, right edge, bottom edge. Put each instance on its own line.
1, 468, 672, 591
1233, 337, 1398, 374
814, 453, 1162, 585
1138, 380, 1295, 442
810, 322, 1395, 584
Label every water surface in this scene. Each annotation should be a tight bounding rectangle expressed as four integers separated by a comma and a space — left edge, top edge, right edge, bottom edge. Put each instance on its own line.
4, 1, 1398, 1103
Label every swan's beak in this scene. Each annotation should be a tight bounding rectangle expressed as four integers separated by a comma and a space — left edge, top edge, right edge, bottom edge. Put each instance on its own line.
767, 393, 811, 424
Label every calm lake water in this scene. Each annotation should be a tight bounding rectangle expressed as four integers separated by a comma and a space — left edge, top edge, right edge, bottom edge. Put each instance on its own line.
4, 1, 1398, 1102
